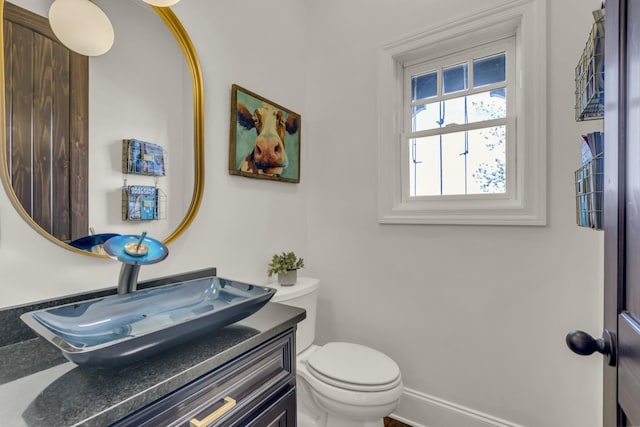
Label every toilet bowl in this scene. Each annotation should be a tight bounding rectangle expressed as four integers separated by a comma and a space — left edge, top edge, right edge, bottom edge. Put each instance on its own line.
269, 278, 403, 427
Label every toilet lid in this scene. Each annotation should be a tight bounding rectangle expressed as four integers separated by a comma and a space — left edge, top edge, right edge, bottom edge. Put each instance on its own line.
305, 342, 401, 392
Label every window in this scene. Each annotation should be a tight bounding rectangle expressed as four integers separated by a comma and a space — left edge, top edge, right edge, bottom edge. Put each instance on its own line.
377, 0, 546, 225
405, 42, 512, 197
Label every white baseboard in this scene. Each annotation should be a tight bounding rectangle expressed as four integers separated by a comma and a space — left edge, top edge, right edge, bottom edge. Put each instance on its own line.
390, 387, 525, 427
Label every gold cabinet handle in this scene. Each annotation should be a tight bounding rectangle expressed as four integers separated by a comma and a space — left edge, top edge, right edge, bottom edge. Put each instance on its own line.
190, 396, 236, 427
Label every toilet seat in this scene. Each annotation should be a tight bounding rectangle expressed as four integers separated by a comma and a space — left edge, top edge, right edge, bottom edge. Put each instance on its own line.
304, 342, 402, 392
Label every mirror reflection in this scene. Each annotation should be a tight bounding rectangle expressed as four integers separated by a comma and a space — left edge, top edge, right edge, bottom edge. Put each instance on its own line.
2, 0, 197, 254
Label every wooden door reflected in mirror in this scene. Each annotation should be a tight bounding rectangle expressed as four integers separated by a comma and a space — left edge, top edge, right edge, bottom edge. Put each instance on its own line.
4, 2, 88, 242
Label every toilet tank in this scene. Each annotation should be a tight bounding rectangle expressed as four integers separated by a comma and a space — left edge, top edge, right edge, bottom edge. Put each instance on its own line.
269, 277, 319, 354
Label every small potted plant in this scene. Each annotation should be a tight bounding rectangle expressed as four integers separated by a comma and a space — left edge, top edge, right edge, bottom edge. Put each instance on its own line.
268, 251, 304, 286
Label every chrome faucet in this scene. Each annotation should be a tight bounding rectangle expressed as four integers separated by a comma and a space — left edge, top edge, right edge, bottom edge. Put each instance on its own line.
117, 263, 142, 294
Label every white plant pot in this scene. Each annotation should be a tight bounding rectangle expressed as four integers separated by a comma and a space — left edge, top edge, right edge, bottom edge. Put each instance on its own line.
278, 270, 297, 286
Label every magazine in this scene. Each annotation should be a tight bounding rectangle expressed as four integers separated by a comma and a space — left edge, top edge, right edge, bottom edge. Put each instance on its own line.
123, 139, 166, 176
123, 185, 158, 221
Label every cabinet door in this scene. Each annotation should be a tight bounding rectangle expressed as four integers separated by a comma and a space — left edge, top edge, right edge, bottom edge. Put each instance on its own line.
244, 386, 296, 427
113, 329, 295, 427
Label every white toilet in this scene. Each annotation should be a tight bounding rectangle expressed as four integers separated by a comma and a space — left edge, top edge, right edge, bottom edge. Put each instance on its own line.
270, 277, 403, 427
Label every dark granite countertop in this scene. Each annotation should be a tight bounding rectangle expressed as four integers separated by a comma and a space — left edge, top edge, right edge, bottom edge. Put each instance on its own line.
0, 276, 305, 427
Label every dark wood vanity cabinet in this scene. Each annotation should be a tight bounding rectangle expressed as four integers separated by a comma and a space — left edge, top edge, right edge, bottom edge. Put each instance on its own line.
112, 329, 297, 427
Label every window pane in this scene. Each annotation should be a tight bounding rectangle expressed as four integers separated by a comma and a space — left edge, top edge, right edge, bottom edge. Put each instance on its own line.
412, 90, 506, 132
411, 71, 437, 101
468, 126, 506, 194
409, 125, 506, 196
412, 102, 457, 132
466, 90, 507, 122
409, 136, 442, 197
443, 63, 468, 94
473, 53, 505, 87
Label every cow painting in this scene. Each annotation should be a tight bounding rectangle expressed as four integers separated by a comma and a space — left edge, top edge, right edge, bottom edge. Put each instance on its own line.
230, 85, 301, 183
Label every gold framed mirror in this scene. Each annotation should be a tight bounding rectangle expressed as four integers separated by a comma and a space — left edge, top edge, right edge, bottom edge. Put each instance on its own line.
0, 1, 204, 257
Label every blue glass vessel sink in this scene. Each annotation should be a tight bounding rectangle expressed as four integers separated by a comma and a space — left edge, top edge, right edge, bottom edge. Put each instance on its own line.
20, 276, 275, 367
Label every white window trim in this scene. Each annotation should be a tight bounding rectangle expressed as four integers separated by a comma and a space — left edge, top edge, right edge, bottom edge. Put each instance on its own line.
377, 0, 547, 226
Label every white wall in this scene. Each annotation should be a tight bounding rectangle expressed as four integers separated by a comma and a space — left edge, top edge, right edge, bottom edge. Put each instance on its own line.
303, 0, 604, 426
0, 0, 605, 426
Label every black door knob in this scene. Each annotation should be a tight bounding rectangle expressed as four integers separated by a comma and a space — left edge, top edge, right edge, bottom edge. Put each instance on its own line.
565, 329, 617, 366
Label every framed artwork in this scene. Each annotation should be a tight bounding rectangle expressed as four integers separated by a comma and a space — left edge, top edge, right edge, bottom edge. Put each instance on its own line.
229, 84, 301, 183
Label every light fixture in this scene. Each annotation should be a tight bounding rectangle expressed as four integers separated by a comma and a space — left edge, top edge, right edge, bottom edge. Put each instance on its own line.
48, 0, 114, 57
143, 0, 182, 6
